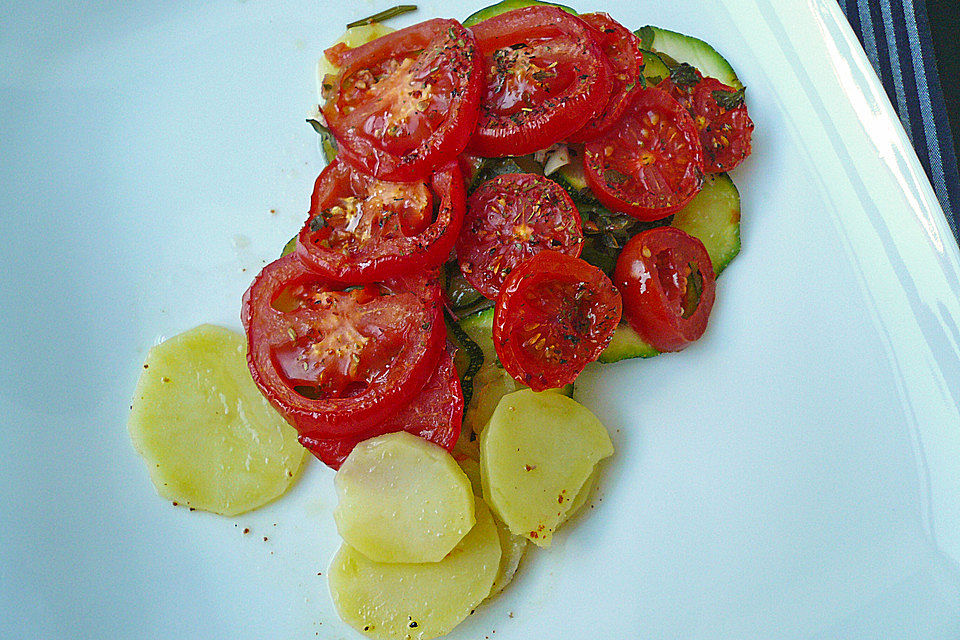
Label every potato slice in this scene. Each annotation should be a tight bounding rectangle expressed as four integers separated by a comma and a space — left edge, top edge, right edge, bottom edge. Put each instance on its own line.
334, 432, 475, 564
457, 454, 528, 599
560, 466, 598, 525
465, 365, 573, 439
329, 496, 501, 640
457, 456, 483, 496
480, 389, 613, 547
462, 364, 521, 438
128, 324, 305, 516
488, 522, 527, 598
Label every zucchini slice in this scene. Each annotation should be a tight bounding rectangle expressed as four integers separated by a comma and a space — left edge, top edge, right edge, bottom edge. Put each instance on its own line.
453, 308, 572, 438
443, 261, 487, 314
463, 0, 577, 27
553, 150, 599, 204
641, 49, 671, 85
446, 312, 485, 406
636, 25, 743, 90
599, 324, 659, 363
458, 307, 497, 364
671, 172, 741, 275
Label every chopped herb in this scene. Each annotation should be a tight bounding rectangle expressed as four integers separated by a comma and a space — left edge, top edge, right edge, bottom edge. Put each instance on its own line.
602, 168, 630, 184
670, 63, 701, 87
531, 70, 557, 82
712, 87, 746, 110
308, 216, 325, 232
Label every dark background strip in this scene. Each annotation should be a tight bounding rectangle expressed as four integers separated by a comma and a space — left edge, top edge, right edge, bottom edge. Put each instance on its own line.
838, 0, 960, 243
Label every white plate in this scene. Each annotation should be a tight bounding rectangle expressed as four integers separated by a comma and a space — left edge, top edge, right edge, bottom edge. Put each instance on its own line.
2, 1, 960, 638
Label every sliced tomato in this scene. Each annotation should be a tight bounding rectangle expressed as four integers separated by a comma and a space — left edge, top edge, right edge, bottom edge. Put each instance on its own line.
614, 226, 716, 352
690, 77, 754, 173
583, 86, 704, 220
298, 346, 463, 470
321, 19, 483, 181
566, 12, 644, 143
296, 158, 465, 282
457, 173, 583, 300
493, 251, 621, 391
659, 66, 754, 173
242, 254, 445, 438
467, 6, 611, 157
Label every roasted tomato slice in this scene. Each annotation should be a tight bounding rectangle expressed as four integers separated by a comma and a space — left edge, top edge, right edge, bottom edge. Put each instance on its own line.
659, 65, 754, 173
298, 346, 463, 470
457, 173, 583, 300
566, 12, 644, 143
321, 19, 483, 181
468, 6, 611, 157
242, 254, 446, 438
296, 158, 465, 282
584, 86, 704, 220
614, 226, 716, 352
493, 251, 621, 391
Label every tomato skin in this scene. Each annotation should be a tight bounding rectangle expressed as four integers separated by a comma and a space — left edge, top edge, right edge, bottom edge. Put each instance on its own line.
614, 226, 716, 352
659, 71, 754, 173
566, 12, 644, 143
493, 251, 622, 391
322, 19, 483, 182
242, 254, 446, 438
584, 86, 704, 221
468, 6, 611, 157
298, 346, 463, 470
691, 77, 754, 173
457, 173, 583, 300
296, 158, 465, 283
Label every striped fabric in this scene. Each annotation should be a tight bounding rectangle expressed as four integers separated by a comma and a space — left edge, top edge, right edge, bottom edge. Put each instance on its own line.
838, 0, 960, 243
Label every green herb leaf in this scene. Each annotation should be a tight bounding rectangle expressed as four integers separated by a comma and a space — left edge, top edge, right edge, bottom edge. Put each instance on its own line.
635, 26, 655, 51
602, 168, 630, 184
346, 5, 417, 29
712, 87, 746, 110
444, 309, 484, 406
670, 63, 701, 87
306, 117, 329, 136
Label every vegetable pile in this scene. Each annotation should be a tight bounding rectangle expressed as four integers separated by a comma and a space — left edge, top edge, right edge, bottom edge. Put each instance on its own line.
248, 0, 754, 467
129, 2, 756, 638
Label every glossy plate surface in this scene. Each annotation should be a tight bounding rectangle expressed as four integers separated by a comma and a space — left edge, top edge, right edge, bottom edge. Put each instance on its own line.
2, 1, 959, 638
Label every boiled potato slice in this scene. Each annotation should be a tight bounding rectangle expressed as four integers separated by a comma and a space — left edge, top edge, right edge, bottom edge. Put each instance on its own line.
329, 496, 501, 640
465, 364, 573, 439
335, 432, 475, 564
488, 522, 527, 598
457, 456, 483, 496
480, 389, 613, 547
462, 364, 521, 438
560, 467, 598, 525
456, 454, 528, 598
128, 324, 305, 516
